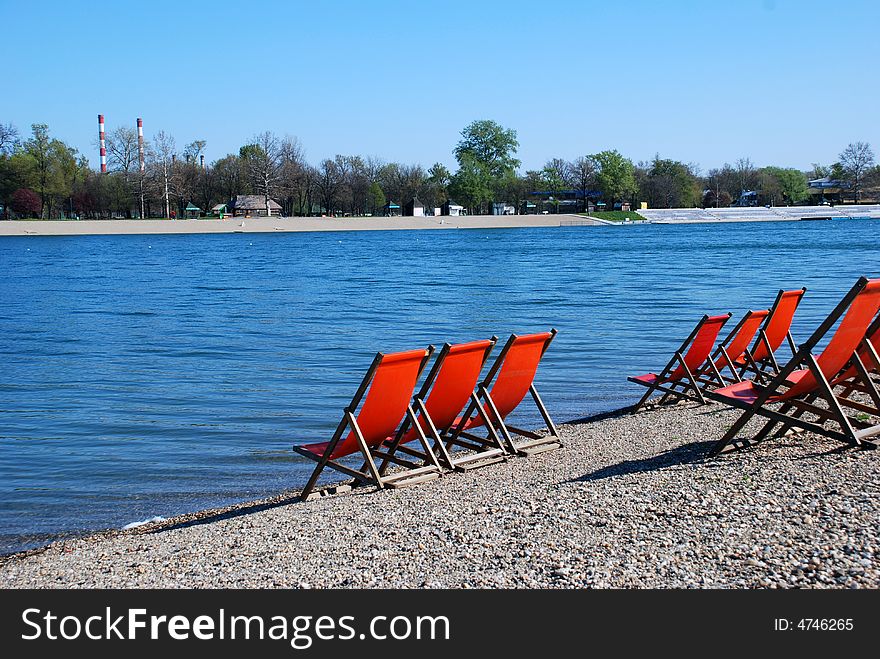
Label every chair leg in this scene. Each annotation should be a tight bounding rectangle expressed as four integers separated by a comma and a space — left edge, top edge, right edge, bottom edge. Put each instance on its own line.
529, 384, 558, 437
808, 355, 861, 447
407, 404, 443, 471
709, 405, 759, 456
415, 398, 456, 470
678, 356, 706, 405
299, 421, 348, 500
632, 381, 660, 413
480, 386, 516, 453
346, 411, 385, 489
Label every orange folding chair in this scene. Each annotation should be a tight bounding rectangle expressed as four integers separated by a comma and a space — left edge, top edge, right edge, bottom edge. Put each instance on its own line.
739, 288, 806, 381
293, 347, 443, 500
831, 313, 880, 417
447, 330, 561, 457
707, 277, 880, 456
695, 308, 771, 387
379, 338, 507, 472
629, 313, 732, 412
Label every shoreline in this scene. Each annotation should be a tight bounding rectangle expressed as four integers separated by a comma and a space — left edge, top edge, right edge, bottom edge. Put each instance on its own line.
1, 408, 627, 561
1, 206, 877, 237
0, 214, 606, 237
2, 401, 876, 588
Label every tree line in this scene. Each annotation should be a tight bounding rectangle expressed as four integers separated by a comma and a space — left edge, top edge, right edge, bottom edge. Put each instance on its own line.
0, 118, 876, 219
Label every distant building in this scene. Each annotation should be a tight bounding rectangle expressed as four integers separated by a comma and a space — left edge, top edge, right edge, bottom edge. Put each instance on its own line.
491, 202, 516, 215
403, 197, 425, 217
733, 190, 758, 207
808, 176, 850, 204
228, 195, 282, 217
441, 200, 464, 216
527, 189, 600, 213
383, 201, 401, 217
184, 202, 202, 219
211, 203, 229, 218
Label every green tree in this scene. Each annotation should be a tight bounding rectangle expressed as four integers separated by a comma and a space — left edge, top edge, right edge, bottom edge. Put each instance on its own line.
642, 157, 701, 208
448, 152, 492, 214
541, 160, 567, 213
760, 167, 808, 205
423, 162, 450, 209
0, 151, 34, 219
453, 120, 520, 179
592, 149, 637, 209
21, 124, 79, 218
367, 181, 385, 214
452, 120, 519, 212
23, 124, 53, 217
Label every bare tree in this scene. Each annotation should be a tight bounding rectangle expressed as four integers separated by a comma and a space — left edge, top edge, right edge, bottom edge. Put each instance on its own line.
152, 131, 176, 219
316, 158, 343, 215
839, 141, 875, 203
242, 131, 281, 216
106, 126, 139, 176
734, 157, 758, 197
105, 126, 141, 217
136, 140, 153, 218
0, 122, 19, 155
568, 156, 596, 211
276, 136, 307, 216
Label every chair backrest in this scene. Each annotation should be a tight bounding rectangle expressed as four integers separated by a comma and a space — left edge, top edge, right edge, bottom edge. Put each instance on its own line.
751, 288, 806, 361
835, 314, 880, 381
404, 339, 495, 438
336, 348, 430, 453
781, 278, 880, 399
861, 315, 880, 368
484, 331, 555, 419
715, 309, 770, 368
668, 314, 730, 381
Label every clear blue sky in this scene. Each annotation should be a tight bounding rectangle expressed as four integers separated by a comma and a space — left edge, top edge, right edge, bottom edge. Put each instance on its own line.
2, 0, 878, 173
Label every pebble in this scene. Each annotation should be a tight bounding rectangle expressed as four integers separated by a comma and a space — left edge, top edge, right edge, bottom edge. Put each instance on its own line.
1, 402, 877, 589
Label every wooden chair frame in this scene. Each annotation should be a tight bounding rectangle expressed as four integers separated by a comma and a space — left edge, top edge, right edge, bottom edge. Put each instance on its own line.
831, 313, 880, 417
294, 347, 445, 500
694, 309, 769, 388
737, 287, 806, 383
446, 329, 561, 457
708, 278, 880, 456
379, 338, 508, 472
629, 313, 732, 412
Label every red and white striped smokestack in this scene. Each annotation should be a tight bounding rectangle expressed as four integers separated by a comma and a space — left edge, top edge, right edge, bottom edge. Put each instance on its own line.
137, 118, 145, 173
98, 114, 107, 173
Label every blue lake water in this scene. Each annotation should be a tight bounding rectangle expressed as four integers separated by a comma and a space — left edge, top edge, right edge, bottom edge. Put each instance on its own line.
0, 219, 878, 554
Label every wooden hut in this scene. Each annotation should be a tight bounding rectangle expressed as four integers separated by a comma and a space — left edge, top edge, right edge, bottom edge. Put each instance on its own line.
403, 197, 425, 217
228, 195, 283, 217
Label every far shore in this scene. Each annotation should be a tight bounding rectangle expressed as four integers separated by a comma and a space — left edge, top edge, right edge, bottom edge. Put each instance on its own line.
3, 206, 877, 237
0, 214, 607, 237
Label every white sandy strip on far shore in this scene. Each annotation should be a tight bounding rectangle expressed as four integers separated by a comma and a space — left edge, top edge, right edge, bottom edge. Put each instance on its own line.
0, 214, 606, 237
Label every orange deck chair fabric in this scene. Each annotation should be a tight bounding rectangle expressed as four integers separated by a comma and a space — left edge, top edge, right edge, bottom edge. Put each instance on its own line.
744, 288, 806, 376
294, 347, 442, 500
449, 330, 561, 456
708, 277, 880, 456
380, 338, 504, 471
697, 309, 771, 386
629, 313, 731, 411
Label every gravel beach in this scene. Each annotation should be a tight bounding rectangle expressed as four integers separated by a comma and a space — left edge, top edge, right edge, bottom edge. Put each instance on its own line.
1, 402, 877, 589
